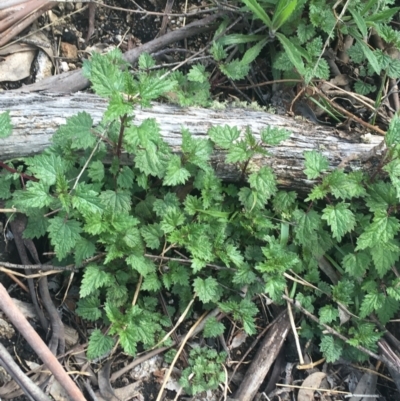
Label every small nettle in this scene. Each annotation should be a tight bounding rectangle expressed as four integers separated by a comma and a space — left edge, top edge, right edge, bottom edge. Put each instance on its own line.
1, 48, 400, 394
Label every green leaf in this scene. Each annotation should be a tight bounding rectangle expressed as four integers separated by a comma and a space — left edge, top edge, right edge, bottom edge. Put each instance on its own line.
142, 273, 162, 292
376, 296, 399, 325
13, 181, 53, 209
140, 223, 163, 249
138, 53, 155, 69
356, 210, 399, 250
119, 326, 138, 356
359, 292, 384, 319
271, 0, 297, 31
320, 335, 342, 363
0, 111, 13, 138
349, 8, 367, 37
187, 64, 208, 83
53, 112, 95, 150
241, 0, 272, 28
47, 216, 82, 260
303, 151, 329, 179
386, 114, 400, 147
275, 33, 306, 75
203, 317, 225, 338
193, 277, 220, 303
208, 125, 241, 149
104, 94, 132, 121
126, 253, 156, 276
26, 153, 67, 186
365, 7, 400, 23
100, 190, 131, 213
140, 76, 176, 102
218, 34, 265, 46
74, 237, 96, 266
160, 208, 185, 233
370, 241, 400, 278
220, 59, 250, 80
72, 183, 103, 215
357, 39, 381, 75
24, 213, 48, 239
82, 49, 126, 97
88, 160, 105, 182
87, 329, 115, 360
210, 41, 227, 61
260, 126, 291, 145
342, 252, 370, 277
163, 155, 191, 186
80, 264, 112, 297
319, 305, 339, 324
321, 203, 356, 241
248, 166, 277, 201
241, 39, 268, 65
181, 129, 213, 170
76, 295, 102, 321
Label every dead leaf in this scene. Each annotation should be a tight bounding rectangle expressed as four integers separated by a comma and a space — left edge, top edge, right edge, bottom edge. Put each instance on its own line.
298, 371, 327, 401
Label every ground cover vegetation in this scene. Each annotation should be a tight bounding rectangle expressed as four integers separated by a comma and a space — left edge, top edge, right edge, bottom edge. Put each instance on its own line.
1, 0, 400, 396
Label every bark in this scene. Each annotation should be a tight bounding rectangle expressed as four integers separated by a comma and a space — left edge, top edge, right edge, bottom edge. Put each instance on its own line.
234, 311, 290, 401
0, 92, 385, 190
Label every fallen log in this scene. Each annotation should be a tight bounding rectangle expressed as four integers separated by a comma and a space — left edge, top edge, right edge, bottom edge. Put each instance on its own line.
0, 91, 385, 190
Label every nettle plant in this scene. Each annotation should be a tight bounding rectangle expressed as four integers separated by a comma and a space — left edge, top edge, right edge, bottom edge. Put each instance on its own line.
211, 0, 400, 94
1, 50, 400, 392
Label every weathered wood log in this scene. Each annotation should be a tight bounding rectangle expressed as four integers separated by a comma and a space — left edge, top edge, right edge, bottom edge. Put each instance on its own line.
0, 92, 385, 189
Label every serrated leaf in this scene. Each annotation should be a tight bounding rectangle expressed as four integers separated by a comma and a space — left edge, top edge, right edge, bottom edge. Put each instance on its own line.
74, 236, 96, 266
260, 126, 291, 145
342, 252, 370, 277
220, 60, 250, 80
100, 190, 131, 213
82, 50, 126, 97
48, 216, 82, 260
248, 166, 277, 200
138, 53, 155, 69
321, 202, 356, 241
72, 184, 103, 215
76, 295, 102, 321
320, 335, 342, 363
126, 253, 155, 276
140, 223, 163, 249
163, 155, 191, 186
303, 151, 329, 179
119, 326, 138, 356
203, 317, 225, 338
14, 181, 53, 209
187, 64, 208, 83
80, 264, 112, 297
356, 210, 399, 250
208, 125, 241, 149
319, 305, 339, 324
194, 277, 220, 303
25, 153, 66, 185
53, 112, 96, 150
87, 329, 115, 360
88, 160, 105, 182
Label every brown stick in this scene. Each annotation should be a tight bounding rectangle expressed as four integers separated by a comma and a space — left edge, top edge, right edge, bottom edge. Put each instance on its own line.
234, 311, 290, 401
0, 283, 86, 401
